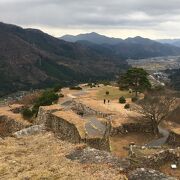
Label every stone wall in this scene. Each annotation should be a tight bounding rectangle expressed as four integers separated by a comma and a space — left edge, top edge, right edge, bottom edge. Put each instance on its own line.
110, 122, 152, 136
85, 137, 110, 151
13, 125, 44, 138
0, 115, 29, 137
132, 146, 180, 168
36, 105, 110, 151
70, 100, 111, 118
167, 131, 180, 147
36, 105, 62, 125
143, 148, 180, 168
46, 113, 82, 144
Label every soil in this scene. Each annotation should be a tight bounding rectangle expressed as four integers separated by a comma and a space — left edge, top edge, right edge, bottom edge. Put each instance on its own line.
159, 162, 180, 179
110, 133, 156, 158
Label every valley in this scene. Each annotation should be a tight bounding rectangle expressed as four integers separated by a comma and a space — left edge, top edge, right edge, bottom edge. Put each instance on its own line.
127, 56, 180, 72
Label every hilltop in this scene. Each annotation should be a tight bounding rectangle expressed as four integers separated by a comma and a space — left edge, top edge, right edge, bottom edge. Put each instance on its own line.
0, 22, 128, 96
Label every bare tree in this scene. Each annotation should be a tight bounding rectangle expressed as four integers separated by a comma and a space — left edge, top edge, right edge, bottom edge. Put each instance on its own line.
138, 91, 177, 135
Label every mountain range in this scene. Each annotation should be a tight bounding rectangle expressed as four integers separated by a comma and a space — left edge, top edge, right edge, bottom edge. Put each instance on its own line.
60, 33, 180, 59
1, 22, 180, 96
0, 23, 128, 96
61, 32, 123, 45
156, 39, 180, 48
61, 32, 180, 48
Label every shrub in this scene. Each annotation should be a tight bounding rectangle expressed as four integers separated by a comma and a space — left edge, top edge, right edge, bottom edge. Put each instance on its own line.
124, 103, 130, 109
106, 91, 110, 95
54, 84, 62, 92
32, 90, 59, 116
59, 93, 64, 98
88, 83, 96, 88
103, 81, 110, 86
132, 97, 138, 102
119, 96, 126, 104
22, 108, 33, 119
69, 86, 82, 90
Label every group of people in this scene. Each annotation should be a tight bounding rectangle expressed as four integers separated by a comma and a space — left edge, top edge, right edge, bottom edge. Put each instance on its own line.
103, 99, 110, 104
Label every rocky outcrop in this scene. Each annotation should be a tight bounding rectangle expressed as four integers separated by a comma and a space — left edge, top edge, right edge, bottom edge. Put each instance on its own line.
36, 105, 62, 125
13, 125, 44, 138
66, 147, 130, 171
128, 168, 177, 180
0, 115, 29, 137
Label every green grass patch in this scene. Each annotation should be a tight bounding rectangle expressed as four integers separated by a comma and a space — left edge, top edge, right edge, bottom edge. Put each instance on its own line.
96, 86, 132, 100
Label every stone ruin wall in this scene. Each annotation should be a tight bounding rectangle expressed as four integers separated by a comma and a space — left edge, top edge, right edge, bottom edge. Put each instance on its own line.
45, 113, 82, 144
110, 122, 153, 136
70, 100, 111, 118
70, 100, 153, 137
36, 106, 62, 125
36, 106, 110, 151
167, 131, 180, 147
142, 148, 180, 168
85, 137, 110, 151
0, 115, 29, 137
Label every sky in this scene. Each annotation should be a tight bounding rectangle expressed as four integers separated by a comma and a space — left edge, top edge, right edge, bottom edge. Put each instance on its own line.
0, 0, 180, 39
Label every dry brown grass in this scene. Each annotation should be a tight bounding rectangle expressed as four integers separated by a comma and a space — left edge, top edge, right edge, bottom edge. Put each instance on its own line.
0, 105, 30, 126
0, 133, 127, 180
110, 133, 155, 158
159, 162, 180, 179
13, 91, 42, 106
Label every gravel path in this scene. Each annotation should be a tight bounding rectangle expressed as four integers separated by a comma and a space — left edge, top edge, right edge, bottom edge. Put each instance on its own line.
146, 127, 169, 147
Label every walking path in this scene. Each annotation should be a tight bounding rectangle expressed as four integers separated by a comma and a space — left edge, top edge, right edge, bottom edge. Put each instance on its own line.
146, 126, 169, 147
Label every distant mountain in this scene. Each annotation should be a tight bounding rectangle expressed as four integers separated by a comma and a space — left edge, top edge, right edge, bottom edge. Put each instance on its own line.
0, 22, 128, 96
116, 36, 180, 59
1, 23, 180, 96
67, 34, 180, 59
157, 39, 180, 47
60, 32, 123, 45
61, 33, 180, 59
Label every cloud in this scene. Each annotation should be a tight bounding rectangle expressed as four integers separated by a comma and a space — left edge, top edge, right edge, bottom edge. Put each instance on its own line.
0, 0, 180, 38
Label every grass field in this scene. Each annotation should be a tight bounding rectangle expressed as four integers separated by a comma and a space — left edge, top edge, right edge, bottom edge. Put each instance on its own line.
96, 86, 132, 100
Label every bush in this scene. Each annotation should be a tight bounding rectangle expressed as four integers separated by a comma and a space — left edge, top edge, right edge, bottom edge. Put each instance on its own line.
106, 91, 110, 95
32, 90, 59, 116
69, 86, 82, 90
103, 81, 110, 86
88, 83, 96, 88
124, 103, 130, 109
22, 108, 33, 119
132, 97, 138, 102
59, 93, 64, 98
53, 84, 62, 92
119, 96, 126, 104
